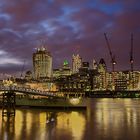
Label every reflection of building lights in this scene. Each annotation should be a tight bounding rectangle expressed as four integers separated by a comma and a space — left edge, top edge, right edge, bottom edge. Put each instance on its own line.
56, 111, 85, 140
69, 98, 80, 105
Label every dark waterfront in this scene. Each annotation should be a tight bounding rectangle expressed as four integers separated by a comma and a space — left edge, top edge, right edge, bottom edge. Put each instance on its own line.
1, 98, 140, 140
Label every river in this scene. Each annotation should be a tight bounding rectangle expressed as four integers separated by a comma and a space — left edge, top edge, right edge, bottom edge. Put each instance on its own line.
0, 98, 140, 140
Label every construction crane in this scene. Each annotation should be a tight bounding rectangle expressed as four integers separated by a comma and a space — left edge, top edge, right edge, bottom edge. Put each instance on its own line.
104, 33, 116, 72
130, 33, 134, 72
130, 33, 134, 89
104, 33, 116, 90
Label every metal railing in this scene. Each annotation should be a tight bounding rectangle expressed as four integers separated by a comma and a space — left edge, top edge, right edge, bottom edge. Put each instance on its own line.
0, 85, 64, 98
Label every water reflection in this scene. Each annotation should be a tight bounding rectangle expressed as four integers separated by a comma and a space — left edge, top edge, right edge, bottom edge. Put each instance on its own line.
82, 99, 140, 140
1, 117, 15, 140
1, 99, 140, 140
0, 109, 86, 140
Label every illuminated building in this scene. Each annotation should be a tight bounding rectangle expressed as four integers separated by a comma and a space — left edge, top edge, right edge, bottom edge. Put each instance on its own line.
114, 71, 127, 90
82, 62, 89, 69
72, 54, 82, 74
78, 62, 91, 91
53, 60, 71, 78
56, 61, 93, 92
106, 71, 128, 90
25, 81, 57, 91
33, 47, 52, 80
128, 71, 140, 90
106, 71, 140, 91
62, 60, 72, 76
92, 59, 98, 70
96, 58, 107, 90
53, 69, 61, 78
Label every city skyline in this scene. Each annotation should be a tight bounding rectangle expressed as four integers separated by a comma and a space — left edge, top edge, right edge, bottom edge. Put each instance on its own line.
0, 0, 140, 74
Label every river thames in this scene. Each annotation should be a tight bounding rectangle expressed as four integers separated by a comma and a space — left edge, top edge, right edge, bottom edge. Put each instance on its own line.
1, 98, 140, 140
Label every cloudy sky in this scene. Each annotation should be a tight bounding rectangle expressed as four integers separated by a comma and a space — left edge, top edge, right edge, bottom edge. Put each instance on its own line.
0, 0, 140, 75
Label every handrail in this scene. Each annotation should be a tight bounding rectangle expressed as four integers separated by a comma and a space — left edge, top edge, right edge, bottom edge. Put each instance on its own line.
0, 85, 64, 98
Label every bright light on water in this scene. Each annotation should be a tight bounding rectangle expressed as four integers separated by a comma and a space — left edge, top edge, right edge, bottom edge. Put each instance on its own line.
1, 98, 140, 140
69, 98, 80, 105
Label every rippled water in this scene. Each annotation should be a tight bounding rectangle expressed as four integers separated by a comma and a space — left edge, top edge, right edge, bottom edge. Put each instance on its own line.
1, 98, 140, 140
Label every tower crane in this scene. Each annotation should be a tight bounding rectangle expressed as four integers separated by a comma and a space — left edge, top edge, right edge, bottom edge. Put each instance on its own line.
130, 33, 134, 89
104, 33, 116, 72
130, 33, 134, 72
104, 33, 116, 90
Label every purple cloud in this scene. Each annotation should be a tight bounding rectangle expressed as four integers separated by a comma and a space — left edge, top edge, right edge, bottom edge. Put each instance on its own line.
0, 0, 139, 74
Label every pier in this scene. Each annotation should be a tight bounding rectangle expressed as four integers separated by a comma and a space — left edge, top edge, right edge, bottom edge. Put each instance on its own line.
0, 85, 86, 118
0, 85, 64, 117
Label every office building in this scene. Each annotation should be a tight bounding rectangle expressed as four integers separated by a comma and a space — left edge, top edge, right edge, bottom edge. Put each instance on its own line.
33, 47, 52, 80
96, 58, 107, 90
72, 54, 82, 74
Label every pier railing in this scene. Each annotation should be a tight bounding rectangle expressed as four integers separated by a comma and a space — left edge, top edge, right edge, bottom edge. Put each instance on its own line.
0, 85, 64, 98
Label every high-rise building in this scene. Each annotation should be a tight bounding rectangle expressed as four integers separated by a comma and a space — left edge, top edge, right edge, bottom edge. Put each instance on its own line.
33, 47, 52, 80
72, 54, 82, 74
96, 58, 107, 90
128, 71, 140, 90
92, 59, 98, 70
53, 60, 72, 78
98, 58, 107, 72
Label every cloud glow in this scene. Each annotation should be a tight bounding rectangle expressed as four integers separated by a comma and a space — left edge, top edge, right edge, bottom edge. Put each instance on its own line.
0, 0, 139, 73
0, 57, 22, 65
0, 50, 22, 66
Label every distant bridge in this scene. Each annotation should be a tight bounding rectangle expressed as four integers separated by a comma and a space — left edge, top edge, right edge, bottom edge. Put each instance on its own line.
0, 85, 64, 98
0, 85, 64, 117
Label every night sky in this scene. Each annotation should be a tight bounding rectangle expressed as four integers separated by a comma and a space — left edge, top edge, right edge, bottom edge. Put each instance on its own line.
0, 0, 140, 75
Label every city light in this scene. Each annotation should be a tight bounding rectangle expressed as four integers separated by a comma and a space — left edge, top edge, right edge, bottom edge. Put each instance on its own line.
69, 98, 81, 105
